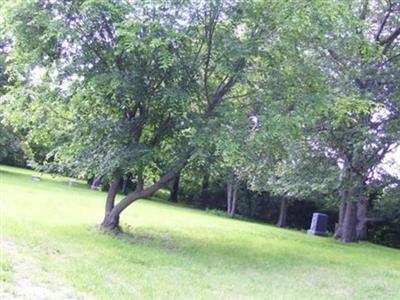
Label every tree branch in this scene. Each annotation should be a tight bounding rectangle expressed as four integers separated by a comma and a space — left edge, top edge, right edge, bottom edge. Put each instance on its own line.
359, 0, 369, 21
383, 27, 400, 54
375, 2, 393, 42
203, 6, 219, 104
111, 152, 191, 216
44, 105, 74, 123
207, 57, 246, 114
379, 53, 400, 67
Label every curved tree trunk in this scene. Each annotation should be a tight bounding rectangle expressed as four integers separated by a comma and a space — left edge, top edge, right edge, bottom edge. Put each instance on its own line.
101, 167, 180, 231
100, 49, 244, 230
276, 198, 288, 228
101, 173, 122, 228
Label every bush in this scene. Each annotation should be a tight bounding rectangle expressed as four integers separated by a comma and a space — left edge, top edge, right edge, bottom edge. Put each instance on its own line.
0, 123, 25, 167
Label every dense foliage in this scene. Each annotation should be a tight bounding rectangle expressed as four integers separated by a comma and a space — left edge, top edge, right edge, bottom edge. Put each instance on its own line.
0, 0, 399, 246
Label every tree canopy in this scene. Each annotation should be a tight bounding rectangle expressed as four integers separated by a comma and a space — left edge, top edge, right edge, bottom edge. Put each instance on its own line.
0, 0, 399, 242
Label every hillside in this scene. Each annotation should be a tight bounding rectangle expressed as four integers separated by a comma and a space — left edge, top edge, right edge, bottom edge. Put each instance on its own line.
1, 165, 399, 299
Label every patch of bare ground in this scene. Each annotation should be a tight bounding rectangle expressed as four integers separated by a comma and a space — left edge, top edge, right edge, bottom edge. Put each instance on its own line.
1, 239, 92, 300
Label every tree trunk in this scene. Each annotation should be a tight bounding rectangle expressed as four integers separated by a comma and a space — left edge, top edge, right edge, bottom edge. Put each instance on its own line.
121, 178, 128, 194
136, 170, 144, 192
340, 201, 358, 242
229, 184, 237, 217
101, 209, 121, 231
121, 173, 131, 194
335, 157, 348, 239
227, 181, 232, 215
169, 174, 180, 203
334, 202, 347, 239
98, 56, 241, 230
101, 167, 180, 231
356, 197, 368, 240
200, 174, 210, 208
276, 198, 288, 228
101, 173, 122, 229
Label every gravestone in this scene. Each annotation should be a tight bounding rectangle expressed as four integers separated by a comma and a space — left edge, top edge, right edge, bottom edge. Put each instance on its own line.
31, 175, 41, 182
68, 179, 76, 187
307, 213, 328, 236
91, 178, 102, 191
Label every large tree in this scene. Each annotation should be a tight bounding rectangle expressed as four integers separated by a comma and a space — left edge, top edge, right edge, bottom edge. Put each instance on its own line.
210, 0, 400, 241
308, 0, 400, 242
1, 0, 283, 230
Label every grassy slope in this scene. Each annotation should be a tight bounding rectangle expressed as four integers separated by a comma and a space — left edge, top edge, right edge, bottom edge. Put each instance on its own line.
1, 165, 399, 300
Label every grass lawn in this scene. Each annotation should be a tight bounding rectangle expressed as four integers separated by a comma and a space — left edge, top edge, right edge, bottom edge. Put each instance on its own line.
1, 165, 400, 299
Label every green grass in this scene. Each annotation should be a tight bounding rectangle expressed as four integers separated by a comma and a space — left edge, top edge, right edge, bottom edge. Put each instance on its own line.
1, 165, 400, 299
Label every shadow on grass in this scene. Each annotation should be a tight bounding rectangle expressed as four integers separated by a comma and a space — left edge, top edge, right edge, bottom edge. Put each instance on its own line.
84, 223, 332, 272
118, 226, 181, 253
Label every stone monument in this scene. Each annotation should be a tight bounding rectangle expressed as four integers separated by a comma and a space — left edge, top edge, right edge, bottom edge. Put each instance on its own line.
91, 178, 102, 191
307, 213, 328, 236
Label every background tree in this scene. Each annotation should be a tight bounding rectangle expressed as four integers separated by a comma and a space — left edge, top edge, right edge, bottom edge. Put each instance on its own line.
306, 0, 400, 242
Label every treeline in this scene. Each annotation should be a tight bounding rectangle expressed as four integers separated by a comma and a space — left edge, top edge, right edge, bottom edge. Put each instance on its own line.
2, 139, 399, 248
